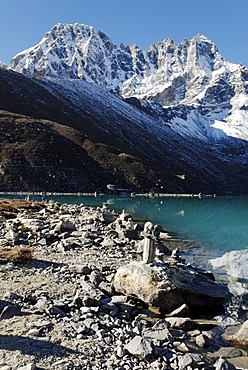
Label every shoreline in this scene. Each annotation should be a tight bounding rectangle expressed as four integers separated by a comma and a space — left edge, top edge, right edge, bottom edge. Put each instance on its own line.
0, 191, 217, 198
0, 195, 247, 290
0, 199, 247, 369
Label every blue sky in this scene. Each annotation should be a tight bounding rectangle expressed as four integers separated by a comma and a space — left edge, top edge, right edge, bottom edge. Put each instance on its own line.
0, 0, 247, 66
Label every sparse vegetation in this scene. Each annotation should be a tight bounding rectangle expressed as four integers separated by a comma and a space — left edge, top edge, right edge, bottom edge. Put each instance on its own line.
0, 246, 34, 262
0, 198, 42, 218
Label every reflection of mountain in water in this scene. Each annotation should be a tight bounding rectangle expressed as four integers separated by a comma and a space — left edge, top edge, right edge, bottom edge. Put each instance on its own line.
99, 196, 248, 255
33, 194, 248, 256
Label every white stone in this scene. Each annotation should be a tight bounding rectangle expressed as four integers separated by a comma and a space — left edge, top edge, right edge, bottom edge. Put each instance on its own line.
124, 335, 153, 359
214, 356, 237, 370
231, 320, 248, 346
178, 354, 193, 370
17, 363, 36, 370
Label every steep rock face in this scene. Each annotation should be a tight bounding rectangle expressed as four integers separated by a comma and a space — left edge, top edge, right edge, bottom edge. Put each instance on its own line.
9, 23, 134, 88
9, 26, 225, 104
8, 24, 245, 106
9, 23, 248, 142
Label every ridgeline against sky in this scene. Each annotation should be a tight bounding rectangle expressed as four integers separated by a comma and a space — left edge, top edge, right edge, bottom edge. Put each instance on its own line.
0, 0, 247, 66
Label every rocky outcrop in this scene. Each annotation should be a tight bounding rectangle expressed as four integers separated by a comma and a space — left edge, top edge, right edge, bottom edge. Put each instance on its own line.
0, 61, 6, 69
112, 261, 227, 315
9, 23, 248, 145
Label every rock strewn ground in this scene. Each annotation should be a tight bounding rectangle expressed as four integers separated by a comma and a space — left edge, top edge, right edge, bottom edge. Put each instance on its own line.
0, 199, 247, 370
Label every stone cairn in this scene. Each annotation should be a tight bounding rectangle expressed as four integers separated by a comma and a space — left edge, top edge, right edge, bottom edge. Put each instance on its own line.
142, 221, 160, 264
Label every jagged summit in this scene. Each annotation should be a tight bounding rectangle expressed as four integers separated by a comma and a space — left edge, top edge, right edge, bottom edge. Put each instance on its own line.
9, 23, 225, 103
0, 61, 7, 69
8, 23, 248, 142
194, 33, 214, 42
2, 24, 248, 194
11, 23, 113, 81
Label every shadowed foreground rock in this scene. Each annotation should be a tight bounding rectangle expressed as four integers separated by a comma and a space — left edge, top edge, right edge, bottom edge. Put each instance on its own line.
214, 356, 237, 370
112, 261, 227, 315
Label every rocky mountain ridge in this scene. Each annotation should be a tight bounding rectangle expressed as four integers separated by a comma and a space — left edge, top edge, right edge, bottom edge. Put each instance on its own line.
9, 23, 248, 142
1, 24, 248, 193
7, 24, 240, 102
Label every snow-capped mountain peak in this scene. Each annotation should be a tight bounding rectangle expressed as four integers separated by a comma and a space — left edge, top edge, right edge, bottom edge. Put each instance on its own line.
9, 23, 224, 98
8, 23, 248, 142
0, 61, 7, 69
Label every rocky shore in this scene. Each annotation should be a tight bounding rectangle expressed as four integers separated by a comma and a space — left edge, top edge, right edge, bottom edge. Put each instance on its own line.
0, 199, 247, 370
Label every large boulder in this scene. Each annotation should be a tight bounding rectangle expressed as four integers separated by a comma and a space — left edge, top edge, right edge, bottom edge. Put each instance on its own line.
227, 320, 248, 347
112, 261, 227, 315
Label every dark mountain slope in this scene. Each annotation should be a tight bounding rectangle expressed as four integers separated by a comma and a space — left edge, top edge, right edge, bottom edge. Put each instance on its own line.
0, 68, 112, 143
0, 110, 169, 192
0, 111, 102, 191
0, 69, 248, 194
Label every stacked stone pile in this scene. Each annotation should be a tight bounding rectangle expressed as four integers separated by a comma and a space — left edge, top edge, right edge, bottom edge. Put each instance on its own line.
0, 200, 247, 369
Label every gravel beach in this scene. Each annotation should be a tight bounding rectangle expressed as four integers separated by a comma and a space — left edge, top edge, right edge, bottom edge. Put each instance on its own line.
0, 199, 247, 370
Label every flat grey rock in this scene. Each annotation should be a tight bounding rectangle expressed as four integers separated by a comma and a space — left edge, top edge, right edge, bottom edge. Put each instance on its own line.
125, 335, 153, 359
113, 261, 226, 315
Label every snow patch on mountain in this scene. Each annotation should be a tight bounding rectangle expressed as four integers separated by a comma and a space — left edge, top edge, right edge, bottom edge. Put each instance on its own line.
36, 76, 168, 140
0, 61, 7, 69
212, 110, 248, 141
8, 23, 248, 143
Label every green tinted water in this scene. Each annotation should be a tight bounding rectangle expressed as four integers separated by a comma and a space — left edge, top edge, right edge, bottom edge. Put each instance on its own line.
3, 193, 248, 314
43, 194, 248, 255
8, 194, 248, 256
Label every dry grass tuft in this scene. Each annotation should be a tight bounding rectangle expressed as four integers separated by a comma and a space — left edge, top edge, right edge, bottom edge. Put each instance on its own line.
0, 199, 43, 219
0, 247, 34, 263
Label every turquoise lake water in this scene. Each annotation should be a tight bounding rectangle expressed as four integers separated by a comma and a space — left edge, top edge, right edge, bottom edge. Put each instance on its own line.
40, 194, 248, 255
4, 194, 248, 304
43, 194, 248, 300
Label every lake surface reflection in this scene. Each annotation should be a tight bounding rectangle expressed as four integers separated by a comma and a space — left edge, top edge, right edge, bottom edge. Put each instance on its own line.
44, 194, 248, 255
3, 194, 248, 299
